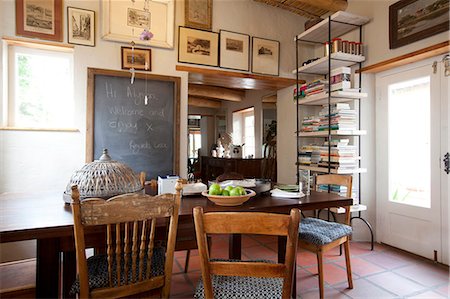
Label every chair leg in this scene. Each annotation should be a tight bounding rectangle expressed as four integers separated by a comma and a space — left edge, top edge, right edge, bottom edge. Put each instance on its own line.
343, 240, 353, 289
317, 251, 324, 299
184, 250, 190, 273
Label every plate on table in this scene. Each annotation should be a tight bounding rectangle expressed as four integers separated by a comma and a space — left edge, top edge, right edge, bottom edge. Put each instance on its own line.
274, 184, 299, 192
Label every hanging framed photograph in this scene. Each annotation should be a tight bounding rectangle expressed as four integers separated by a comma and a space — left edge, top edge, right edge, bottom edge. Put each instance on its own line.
178, 26, 219, 67
219, 30, 250, 71
389, 0, 449, 49
251, 37, 280, 76
67, 7, 95, 46
15, 0, 63, 42
185, 0, 212, 30
121, 47, 152, 71
101, 0, 175, 49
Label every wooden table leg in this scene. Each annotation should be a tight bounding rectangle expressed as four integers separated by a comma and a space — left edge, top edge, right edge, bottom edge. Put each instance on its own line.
36, 238, 60, 298
229, 234, 241, 259
62, 251, 76, 298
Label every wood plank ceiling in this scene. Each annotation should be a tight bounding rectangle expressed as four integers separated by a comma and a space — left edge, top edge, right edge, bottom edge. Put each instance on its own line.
253, 0, 348, 19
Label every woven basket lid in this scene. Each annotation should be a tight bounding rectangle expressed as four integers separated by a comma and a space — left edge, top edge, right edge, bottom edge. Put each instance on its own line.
64, 149, 143, 201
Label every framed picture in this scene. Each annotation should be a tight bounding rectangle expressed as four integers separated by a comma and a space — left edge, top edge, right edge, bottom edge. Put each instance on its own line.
67, 7, 95, 46
185, 0, 212, 30
219, 30, 250, 71
121, 47, 152, 71
15, 0, 63, 42
251, 37, 280, 76
101, 0, 175, 49
389, 0, 449, 49
178, 27, 219, 67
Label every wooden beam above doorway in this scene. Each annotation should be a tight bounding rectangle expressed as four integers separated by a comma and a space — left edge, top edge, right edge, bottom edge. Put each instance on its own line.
188, 96, 222, 109
176, 65, 299, 90
188, 84, 244, 102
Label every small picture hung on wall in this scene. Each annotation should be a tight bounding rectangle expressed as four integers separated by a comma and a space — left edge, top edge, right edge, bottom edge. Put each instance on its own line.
121, 47, 152, 71
251, 37, 280, 76
389, 0, 449, 49
178, 26, 219, 67
15, 0, 63, 42
185, 0, 212, 30
219, 30, 250, 71
67, 7, 95, 46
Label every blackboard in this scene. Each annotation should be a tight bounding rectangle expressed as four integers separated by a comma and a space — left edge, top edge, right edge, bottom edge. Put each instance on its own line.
86, 68, 180, 180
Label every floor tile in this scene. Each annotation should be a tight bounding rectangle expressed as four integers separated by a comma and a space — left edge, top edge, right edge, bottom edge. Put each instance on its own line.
436, 283, 449, 297
407, 290, 448, 298
366, 272, 427, 296
170, 273, 194, 295
334, 256, 385, 277
299, 287, 350, 299
361, 250, 413, 270
297, 250, 319, 267
296, 268, 320, 291
335, 278, 397, 298
242, 245, 277, 261
393, 262, 449, 287
305, 262, 353, 285
242, 235, 261, 248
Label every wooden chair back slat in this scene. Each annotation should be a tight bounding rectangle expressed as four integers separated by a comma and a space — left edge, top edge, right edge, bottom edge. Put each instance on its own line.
146, 218, 157, 279
71, 180, 182, 298
315, 174, 352, 224
107, 224, 113, 287
193, 207, 300, 299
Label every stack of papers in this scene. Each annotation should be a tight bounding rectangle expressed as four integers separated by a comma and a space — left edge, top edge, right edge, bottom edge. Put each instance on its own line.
219, 179, 256, 188
270, 188, 305, 198
182, 182, 207, 195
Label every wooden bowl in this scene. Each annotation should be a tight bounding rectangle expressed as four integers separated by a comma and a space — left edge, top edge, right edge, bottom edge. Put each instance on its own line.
201, 189, 256, 206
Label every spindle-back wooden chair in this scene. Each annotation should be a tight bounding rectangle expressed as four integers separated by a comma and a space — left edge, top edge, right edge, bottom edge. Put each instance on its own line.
71, 180, 182, 298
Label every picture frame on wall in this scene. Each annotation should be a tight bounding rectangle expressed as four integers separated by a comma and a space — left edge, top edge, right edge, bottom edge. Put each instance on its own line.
121, 46, 152, 71
178, 26, 219, 67
101, 0, 175, 49
67, 7, 95, 46
389, 0, 449, 49
185, 0, 212, 30
251, 37, 280, 76
15, 0, 63, 42
219, 30, 250, 71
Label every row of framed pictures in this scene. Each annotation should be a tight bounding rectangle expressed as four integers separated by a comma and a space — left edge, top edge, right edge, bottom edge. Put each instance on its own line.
178, 27, 280, 76
15, 0, 95, 46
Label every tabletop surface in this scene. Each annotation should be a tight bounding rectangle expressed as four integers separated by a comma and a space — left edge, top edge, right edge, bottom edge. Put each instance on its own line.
0, 190, 352, 242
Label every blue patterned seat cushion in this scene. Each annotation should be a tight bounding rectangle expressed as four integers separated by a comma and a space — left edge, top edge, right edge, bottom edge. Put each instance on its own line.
70, 246, 165, 294
194, 259, 283, 299
300, 218, 352, 246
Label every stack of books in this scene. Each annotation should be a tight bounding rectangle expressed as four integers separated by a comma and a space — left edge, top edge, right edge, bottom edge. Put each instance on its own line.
297, 79, 329, 98
300, 116, 321, 132
318, 103, 357, 131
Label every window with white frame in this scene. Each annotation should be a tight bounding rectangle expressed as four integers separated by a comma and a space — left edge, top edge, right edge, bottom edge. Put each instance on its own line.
232, 107, 255, 158
4, 41, 74, 129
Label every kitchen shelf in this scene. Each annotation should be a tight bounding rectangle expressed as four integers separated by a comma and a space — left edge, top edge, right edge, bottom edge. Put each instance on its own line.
293, 52, 365, 75
299, 165, 367, 174
297, 130, 367, 137
297, 90, 368, 105
295, 11, 370, 43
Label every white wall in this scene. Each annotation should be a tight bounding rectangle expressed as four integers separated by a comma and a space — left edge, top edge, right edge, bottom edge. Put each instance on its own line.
0, 0, 306, 261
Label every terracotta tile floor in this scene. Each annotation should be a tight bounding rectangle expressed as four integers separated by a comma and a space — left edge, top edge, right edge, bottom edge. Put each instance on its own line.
170, 235, 449, 298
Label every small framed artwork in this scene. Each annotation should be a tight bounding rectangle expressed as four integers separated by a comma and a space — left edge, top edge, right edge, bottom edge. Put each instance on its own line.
121, 47, 152, 71
67, 7, 95, 46
219, 30, 250, 71
15, 0, 63, 42
178, 27, 219, 67
389, 0, 449, 49
251, 37, 280, 76
185, 0, 212, 30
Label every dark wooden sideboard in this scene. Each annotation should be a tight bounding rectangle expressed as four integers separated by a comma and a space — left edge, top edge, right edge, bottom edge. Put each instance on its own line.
200, 156, 276, 182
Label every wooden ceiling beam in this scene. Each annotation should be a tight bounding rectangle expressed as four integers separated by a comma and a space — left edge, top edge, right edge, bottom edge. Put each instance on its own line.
188, 84, 244, 102
188, 96, 222, 109
298, 0, 347, 12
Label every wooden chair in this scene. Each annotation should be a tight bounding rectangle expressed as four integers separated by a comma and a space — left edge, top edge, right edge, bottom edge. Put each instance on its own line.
299, 174, 353, 299
70, 180, 182, 299
193, 207, 300, 299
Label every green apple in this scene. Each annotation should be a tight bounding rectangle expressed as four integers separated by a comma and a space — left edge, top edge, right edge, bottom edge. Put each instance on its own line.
222, 189, 230, 196
229, 187, 241, 196
236, 186, 246, 195
209, 183, 222, 195
225, 186, 234, 192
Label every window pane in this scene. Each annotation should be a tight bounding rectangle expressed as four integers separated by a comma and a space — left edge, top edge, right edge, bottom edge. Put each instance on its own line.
388, 76, 430, 208
12, 47, 74, 128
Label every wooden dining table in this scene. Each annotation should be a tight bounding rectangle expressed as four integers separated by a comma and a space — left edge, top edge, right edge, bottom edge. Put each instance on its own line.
0, 189, 352, 298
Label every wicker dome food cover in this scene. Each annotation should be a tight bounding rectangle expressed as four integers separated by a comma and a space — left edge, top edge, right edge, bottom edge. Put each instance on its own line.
64, 149, 143, 202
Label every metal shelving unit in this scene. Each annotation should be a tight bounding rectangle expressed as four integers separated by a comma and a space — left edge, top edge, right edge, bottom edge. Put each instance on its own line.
294, 11, 374, 250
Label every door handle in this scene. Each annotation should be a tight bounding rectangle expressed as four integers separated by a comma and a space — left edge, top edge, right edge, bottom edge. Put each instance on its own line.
444, 152, 450, 174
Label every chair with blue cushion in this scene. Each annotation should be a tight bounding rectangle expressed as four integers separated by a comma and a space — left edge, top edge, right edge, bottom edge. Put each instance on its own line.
299, 174, 353, 299
193, 207, 300, 299
70, 180, 182, 299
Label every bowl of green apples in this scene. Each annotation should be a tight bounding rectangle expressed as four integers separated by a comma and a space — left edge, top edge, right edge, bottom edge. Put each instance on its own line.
201, 183, 256, 206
